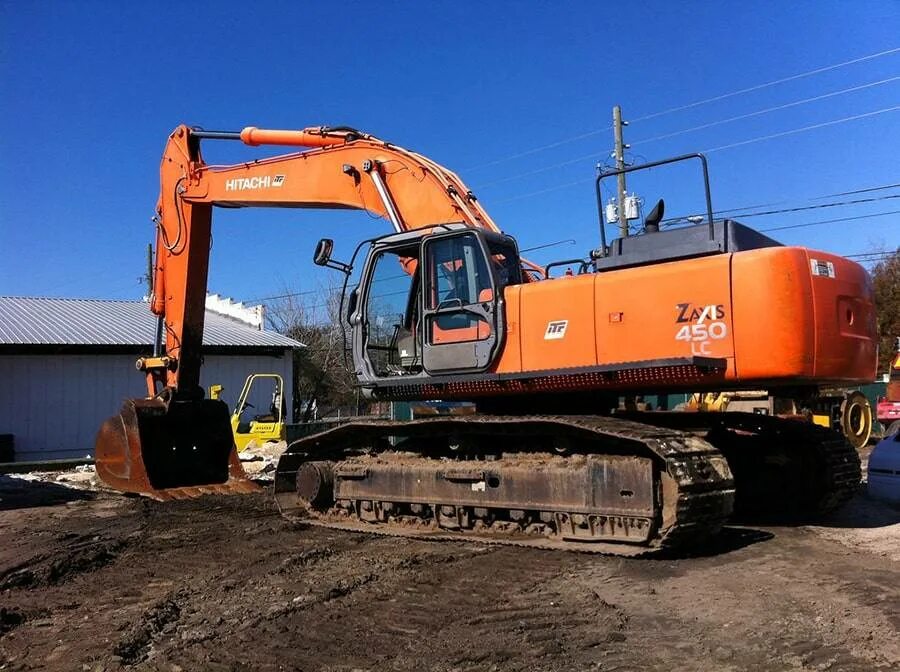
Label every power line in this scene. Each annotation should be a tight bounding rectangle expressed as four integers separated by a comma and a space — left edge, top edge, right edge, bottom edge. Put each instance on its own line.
844, 251, 897, 266
476, 78, 900, 191
630, 47, 900, 124
703, 105, 900, 154
730, 194, 900, 218
758, 209, 900, 232
846, 251, 896, 259
242, 186, 899, 303
245, 288, 319, 303
464, 46, 900, 171
710, 182, 900, 217
812, 183, 900, 199
662, 191, 900, 226
630, 76, 900, 148
248, 239, 578, 304
245, 271, 413, 303
249, 238, 579, 303
494, 177, 594, 204
475, 150, 601, 189
464, 126, 614, 172
520, 239, 577, 253
494, 107, 900, 204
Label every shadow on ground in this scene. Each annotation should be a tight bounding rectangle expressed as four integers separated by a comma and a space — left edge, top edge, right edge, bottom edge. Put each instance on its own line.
0, 474, 95, 511
656, 525, 774, 560
813, 490, 900, 529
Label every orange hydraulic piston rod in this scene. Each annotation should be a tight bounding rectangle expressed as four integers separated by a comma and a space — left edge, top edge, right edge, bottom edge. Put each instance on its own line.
240, 126, 351, 148
190, 127, 352, 148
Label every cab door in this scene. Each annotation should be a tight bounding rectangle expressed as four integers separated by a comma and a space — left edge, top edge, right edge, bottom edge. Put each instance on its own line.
420, 231, 503, 373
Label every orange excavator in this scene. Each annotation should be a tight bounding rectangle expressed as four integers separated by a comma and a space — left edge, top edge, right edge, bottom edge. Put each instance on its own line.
96, 124, 876, 554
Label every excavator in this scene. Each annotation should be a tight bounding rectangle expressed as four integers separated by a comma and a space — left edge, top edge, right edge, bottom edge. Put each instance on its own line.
96, 124, 876, 555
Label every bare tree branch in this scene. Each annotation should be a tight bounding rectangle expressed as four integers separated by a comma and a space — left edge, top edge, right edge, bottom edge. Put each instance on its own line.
265, 280, 358, 420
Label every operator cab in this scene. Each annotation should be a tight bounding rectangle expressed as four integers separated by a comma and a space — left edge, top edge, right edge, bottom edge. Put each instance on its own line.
314, 224, 521, 388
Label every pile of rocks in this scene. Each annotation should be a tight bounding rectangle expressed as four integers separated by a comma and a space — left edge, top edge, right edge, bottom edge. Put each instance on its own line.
237, 440, 288, 481
6, 463, 99, 491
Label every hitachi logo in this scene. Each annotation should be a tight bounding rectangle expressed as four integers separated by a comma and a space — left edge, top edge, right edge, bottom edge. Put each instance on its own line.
224, 175, 285, 191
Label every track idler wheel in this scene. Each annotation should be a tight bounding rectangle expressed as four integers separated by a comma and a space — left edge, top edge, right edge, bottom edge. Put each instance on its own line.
295, 461, 335, 510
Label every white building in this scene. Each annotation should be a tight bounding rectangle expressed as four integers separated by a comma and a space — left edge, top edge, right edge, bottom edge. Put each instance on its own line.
0, 296, 303, 462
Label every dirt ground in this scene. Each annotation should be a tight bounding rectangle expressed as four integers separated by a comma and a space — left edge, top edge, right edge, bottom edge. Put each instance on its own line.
1, 468, 898, 672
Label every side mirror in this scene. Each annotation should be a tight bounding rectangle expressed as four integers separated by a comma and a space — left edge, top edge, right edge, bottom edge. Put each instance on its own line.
313, 238, 352, 274
313, 238, 334, 266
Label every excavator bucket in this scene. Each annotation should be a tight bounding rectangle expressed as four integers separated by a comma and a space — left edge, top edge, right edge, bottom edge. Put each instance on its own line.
95, 397, 259, 500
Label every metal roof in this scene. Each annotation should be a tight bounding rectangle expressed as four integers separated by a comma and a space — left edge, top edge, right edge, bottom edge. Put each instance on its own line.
0, 297, 303, 349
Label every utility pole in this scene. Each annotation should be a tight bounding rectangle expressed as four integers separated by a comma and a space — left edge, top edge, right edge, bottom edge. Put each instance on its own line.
145, 243, 153, 296
613, 105, 629, 238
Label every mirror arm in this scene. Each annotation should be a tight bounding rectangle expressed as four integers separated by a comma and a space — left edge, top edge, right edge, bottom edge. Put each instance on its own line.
324, 260, 352, 275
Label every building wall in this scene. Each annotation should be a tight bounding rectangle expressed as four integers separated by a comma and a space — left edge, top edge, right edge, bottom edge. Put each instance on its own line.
0, 351, 293, 462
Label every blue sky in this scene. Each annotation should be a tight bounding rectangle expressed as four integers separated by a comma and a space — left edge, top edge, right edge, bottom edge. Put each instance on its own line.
1, 1, 898, 307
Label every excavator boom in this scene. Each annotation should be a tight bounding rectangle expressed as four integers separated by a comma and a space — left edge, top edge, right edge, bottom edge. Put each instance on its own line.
96, 124, 534, 499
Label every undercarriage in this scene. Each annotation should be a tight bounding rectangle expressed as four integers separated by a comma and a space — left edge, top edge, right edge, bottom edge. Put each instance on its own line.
273, 412, 860, 556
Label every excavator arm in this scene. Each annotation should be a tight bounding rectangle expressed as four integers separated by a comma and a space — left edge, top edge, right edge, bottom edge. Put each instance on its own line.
98, 123, 536, 498
147, 124, 535, 397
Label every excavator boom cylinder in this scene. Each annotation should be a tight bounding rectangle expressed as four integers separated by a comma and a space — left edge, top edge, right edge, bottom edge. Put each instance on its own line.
239, 126, 348, 148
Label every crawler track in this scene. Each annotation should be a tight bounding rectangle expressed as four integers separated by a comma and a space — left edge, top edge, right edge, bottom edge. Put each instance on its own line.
617, 411, 862, 518
273, 415, 735, 555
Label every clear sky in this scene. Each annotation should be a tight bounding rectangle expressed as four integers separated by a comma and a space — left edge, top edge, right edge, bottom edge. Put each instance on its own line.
1, 1, 898, 307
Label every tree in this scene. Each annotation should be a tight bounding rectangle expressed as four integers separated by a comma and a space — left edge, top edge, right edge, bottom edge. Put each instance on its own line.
265, 283, 358, 421
871, 247, 900, 374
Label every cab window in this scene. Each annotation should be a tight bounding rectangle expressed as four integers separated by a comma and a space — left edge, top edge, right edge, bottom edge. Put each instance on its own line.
425, 234, 493, 309
424, 234, 494, 345
364, 246, 418, 376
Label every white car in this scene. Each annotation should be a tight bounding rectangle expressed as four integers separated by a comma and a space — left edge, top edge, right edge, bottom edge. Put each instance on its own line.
868, 430, 900, 505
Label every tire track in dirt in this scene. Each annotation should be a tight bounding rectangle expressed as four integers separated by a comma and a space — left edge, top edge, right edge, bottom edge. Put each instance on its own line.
136, 537, 497, 670
563, 536, 899, 672
0, 534, 127, 590
113, 590, 188, 666
4, 487, 898, 672
254, 545, 619, 672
